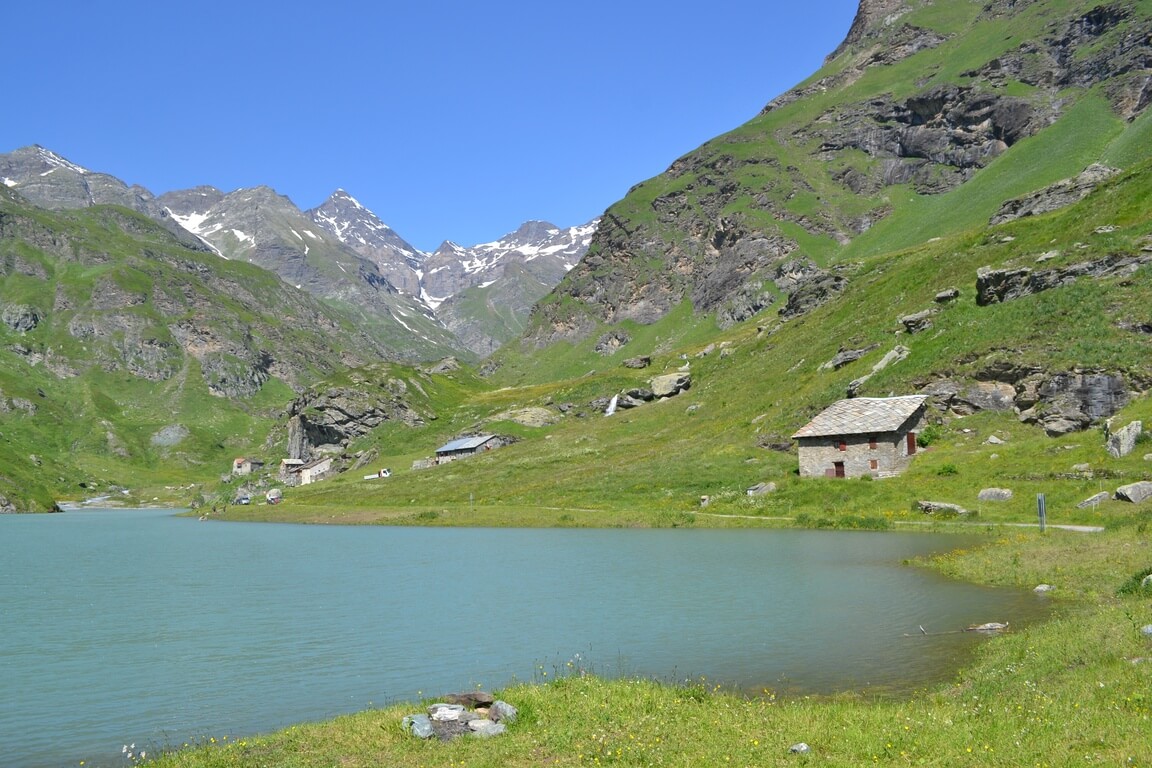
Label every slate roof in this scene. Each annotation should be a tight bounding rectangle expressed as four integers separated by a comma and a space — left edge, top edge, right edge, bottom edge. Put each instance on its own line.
436, 435, 497, 453
792, 396, 928, 439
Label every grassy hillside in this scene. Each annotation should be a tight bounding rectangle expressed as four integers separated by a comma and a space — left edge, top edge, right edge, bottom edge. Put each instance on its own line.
227, 157, 1150, 529
0, 192, 405, 510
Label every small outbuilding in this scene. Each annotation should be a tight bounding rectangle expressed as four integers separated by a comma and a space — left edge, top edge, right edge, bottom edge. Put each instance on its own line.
435, 435, 500, 464
232, 457, 265, 476
792, 395, 929, 478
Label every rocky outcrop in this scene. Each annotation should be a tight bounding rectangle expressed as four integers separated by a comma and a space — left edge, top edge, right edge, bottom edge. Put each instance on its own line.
1107, 420, 1143, 458
522, 1, 1152, 348
1018, 371, 1133, 435
819, 343, 880, 371
991, 164, 1120, 224
775, 259, 848, 320
975, 253, 1152, 305
1, 303, 40, 333
921, 379, 1018, 416
899, 309, 935, 334
817, 85, 1042, 194
650, 372, 691, 398
285, 376, 426, 460
923, 366, 1138, 435
847, 345, 910, 396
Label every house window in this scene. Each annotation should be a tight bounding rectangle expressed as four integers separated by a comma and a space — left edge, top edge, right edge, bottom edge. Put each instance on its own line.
869, 459, 879, 470
869, 436, 877, 450
838, 439, 847, 452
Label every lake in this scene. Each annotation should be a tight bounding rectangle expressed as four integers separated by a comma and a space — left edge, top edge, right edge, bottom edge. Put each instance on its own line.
0, 508, 1049, 767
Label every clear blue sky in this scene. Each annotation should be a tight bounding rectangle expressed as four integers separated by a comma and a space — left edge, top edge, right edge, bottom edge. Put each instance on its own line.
3, 1, 858, 252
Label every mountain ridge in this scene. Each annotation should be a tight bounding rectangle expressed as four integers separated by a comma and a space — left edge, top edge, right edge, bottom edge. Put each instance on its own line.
521, 0, 1152, 349
0, 144, 597, 359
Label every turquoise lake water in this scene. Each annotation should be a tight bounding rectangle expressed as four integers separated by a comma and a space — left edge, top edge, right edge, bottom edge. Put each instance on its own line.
0, 508, 1050, 767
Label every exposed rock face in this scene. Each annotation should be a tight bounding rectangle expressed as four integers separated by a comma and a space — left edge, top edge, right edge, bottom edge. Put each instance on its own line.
523, 1, 1152, 348
816, 84, 1042, 194
923, 364, 1138, 435
991, 164, 1120, 224
285, 376, 426, 460
976, 254, 1152, 305
922, 379, 1018, 415
1019, 371, 1132, 435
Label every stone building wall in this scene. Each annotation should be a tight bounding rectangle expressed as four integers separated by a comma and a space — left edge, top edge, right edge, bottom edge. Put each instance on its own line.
796, 412, 927, 478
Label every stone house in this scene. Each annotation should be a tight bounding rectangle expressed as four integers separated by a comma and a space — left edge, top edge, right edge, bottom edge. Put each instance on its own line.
435, 435, 500, 464
792, 395, 929, 478
291, 456, 334, 486
232, 457, 265, 476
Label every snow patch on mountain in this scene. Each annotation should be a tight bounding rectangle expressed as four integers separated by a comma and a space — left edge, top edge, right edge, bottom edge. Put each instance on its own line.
36, 147, 89, 175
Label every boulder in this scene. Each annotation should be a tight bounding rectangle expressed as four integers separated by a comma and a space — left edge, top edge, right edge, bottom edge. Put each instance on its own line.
444, 691, 495, 707
917, 500, 973, 517
469, 720, 506, 737
402, 714, 433, 739
1106, 420, 1143, 458
489, 700, 518, 724
899, 310, 935, 334
819, 344, 879, 371
747, 482, 777, 496
934, 287, 960, 303
1115, 482, 1152, 504
978, 488, 1014, 502
650, 372, 691, 398
622, 355, 651, 369
1033, 584, 1055, 594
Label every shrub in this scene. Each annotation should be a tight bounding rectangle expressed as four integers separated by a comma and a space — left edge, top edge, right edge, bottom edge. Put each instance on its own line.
917, 424, 943, 448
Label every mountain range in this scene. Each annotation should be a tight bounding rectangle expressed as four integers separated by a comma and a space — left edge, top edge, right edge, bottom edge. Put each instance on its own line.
0, 144, 597, 359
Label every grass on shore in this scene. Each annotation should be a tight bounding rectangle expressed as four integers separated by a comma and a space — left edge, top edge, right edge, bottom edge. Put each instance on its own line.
144, 519, 1152, 768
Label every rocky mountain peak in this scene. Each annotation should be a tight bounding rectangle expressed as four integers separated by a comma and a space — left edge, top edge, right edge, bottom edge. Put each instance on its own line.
307, 189, 425, 296
0, 144, 156, 214
828, 0, 915, 60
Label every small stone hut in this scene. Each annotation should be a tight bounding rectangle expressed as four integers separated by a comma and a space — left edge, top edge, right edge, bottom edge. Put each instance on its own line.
792, 395, 929, 478
232, 457, 264, 476
435, 435, 500, 464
